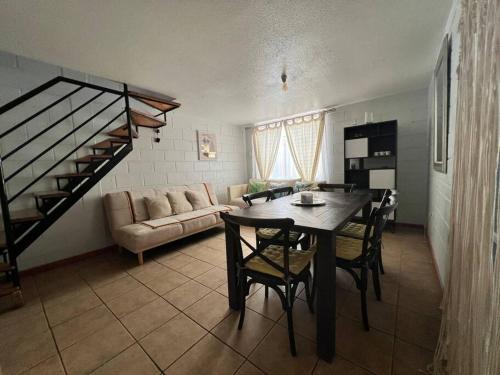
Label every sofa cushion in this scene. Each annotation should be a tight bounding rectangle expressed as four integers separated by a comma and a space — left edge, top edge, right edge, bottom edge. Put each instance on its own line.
127, 189, 158, 222
185, 190, 210, 210
229, 197, 247, 209
115, 222, 183, 252
167, 192, 193, 214
171, 209, 218, 235
144, 195, 172, 219
104, 192, 134, 231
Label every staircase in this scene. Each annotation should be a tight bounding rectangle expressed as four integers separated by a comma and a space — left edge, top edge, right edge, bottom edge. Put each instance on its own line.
0, 76, 180, 305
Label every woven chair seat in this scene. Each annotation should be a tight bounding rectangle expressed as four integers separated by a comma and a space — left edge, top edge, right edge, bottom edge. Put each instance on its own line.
246, 244, 317, 278
338, 222, 374, 239
336, 236, 364, 261
256, 228, 301, 243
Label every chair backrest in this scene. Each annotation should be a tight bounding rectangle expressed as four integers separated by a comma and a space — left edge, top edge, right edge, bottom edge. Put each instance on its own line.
220, 212, 296, 278
242, 190, 271, 206
318, 183, 356, 192
362, 200, 398, 257
269, 186, 294, 200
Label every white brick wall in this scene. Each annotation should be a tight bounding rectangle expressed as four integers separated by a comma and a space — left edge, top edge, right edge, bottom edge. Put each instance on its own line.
427, 0, 460, 287
0, 52, 248, 270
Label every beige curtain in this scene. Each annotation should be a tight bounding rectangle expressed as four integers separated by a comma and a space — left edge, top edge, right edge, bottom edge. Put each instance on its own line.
434, 0, 499, 374
284, 112, 325, 181
252, 122, 283, 180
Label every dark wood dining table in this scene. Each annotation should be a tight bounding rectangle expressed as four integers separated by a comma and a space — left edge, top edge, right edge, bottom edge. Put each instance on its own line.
224, 191, 372, 361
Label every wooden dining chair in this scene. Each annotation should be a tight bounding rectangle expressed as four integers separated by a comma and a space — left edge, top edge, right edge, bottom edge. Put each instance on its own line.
335, 200, 398, 330
338, 189, 395, 274
317, 183, 356, 192
242, 190, 272, 206
269, 185, 294, 200
221, 212, 316, 356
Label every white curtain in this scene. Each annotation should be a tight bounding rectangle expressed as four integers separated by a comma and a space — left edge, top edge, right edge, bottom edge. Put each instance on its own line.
434, 0, 499, 373
252, 121, 283, 180
318, 111, 335, 183
284, 112, 325, 181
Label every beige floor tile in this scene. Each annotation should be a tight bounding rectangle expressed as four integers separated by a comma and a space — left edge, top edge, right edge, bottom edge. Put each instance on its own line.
126, 261, 170, 284
212, 309, 274, 356
398, 286, 442, 318
91, 344, 159, 375
249, 324, 318, 375
53, 304, 116, 350
121, 298, 179, 340
165, 334, 244, 375
45, 288, 102, 327
140, 313, 206, 370
184, 291, 232, 330
177, 259, 214, 278
194, 267, 227, 289
216, 282, 229, 297
200, 236, 226, 251
336, 316, 393, 375
106, 284, 158, 318
21, 355, 65, 375
61, 320, 135, 375
340, 291, 397, 335
163, 280, 211, 310
0, 329, 57, 374
0, 311, 48, 346
145, 269, 190, 295
392, 339, 434, 375
236, 361, 265, 375
0, 296, 43, 325
157, 253, 197, 270
278, 299, 316, 341
40, 280, 92, 309
313, 357, 372, 374
396, 308, 441, 351
246, 286, 285, 321
94, 276, 142, 303
80, 263, 128, 289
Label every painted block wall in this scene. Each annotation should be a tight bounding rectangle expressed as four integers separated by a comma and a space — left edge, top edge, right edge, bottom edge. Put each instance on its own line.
0, 51, 248, 270
330, 88, 430, 225
426, 0, 460, 286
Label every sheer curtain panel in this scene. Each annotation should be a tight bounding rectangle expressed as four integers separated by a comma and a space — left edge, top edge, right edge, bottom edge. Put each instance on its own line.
284, 112, 325, 181
252, 121, 283, 180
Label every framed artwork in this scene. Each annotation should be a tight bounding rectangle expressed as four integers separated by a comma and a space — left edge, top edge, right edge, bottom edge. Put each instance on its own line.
433, 34, 451, 173
197, 131, 217, 160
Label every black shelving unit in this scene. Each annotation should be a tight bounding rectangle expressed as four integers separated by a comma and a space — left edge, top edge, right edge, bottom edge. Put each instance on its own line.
344, 120, 397, 227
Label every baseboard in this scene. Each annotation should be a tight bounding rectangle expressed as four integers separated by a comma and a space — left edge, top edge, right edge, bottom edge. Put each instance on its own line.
426, 234, 445, 291
395, 222, 425, 230
19, 245, 116, 277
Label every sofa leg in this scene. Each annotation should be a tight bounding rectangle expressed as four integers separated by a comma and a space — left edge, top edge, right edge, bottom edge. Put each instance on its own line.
138, 252, 144, 265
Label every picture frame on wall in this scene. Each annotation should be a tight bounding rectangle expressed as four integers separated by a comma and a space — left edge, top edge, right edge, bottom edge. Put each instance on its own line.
197, 131, 217, 160
433, 33, 450, 173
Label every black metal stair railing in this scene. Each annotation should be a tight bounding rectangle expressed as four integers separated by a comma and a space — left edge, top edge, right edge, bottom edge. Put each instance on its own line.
0, 76, 134, 288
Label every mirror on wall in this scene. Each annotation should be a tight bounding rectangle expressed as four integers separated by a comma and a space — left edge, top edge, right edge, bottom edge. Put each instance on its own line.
433, 34, 450, 173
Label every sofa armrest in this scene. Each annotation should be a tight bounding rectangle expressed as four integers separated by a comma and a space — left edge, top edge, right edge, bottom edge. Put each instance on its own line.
227, 184, 248, 201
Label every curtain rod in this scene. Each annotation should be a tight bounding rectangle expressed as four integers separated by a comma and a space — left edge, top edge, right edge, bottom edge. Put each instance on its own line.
253, 106, 336, 127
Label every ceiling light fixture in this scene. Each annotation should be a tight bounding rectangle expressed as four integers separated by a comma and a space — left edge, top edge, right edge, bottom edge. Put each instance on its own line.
281, 72, 288, 92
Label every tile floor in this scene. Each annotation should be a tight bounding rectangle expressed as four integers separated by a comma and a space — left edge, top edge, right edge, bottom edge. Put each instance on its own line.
0, 226, 442, 374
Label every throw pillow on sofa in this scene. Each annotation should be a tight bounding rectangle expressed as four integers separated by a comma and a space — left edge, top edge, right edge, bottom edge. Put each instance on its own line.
144, 195, 172, 219
248, 180, 268, 194
167, 192, 193, 214
294, 181, 314, 192
185, 190, 210, 210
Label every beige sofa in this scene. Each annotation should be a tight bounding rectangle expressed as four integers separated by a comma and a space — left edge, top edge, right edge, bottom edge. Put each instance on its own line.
104, 182, 239, 264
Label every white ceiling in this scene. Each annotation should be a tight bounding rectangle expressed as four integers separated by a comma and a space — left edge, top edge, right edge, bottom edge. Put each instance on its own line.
0, 0, 452, 125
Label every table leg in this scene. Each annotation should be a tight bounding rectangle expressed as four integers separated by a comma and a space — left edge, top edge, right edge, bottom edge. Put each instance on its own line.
225, 222, 240, 310
316, 231, 336, 361
362, 200, 372, 222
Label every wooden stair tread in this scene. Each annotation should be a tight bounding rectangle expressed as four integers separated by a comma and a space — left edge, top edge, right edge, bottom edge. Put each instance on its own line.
75, 154, 113, 163
10, 209, 44, 224
129, 91, 180, 113
54, 172, 93, 179
107, 125, 138, 139
33, 190, 71, 199
92, 138, 129, 149
130, 109, 166, 128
